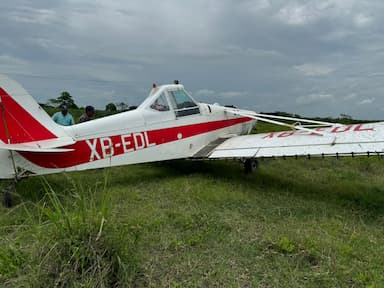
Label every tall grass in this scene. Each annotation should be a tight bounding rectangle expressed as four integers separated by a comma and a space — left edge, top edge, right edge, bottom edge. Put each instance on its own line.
1, 157, 384, 287
1, 172, 138, 287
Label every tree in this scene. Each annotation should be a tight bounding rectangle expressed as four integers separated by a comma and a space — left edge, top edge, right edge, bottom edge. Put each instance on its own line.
105, 103, 117, 112
340, 113, 352, 120
49, 91, 78, 108
115, 102, 128, 111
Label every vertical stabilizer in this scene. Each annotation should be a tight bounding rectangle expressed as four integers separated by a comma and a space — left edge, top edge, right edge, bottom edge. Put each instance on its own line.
0, 74, 69, 144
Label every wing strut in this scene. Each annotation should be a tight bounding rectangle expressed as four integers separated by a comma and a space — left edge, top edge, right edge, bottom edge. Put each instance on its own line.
226, 109, 338, 136
0, 97, 18, 178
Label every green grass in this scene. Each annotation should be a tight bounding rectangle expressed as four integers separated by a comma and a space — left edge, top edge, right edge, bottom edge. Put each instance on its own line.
1, 157, 384, 287
1, 121, 384, 287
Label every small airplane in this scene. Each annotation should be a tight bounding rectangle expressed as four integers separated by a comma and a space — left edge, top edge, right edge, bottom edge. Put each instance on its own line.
1, 74, 384, 206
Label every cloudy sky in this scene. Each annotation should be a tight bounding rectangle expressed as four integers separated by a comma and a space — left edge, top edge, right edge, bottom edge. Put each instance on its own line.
1, 0, 384, 119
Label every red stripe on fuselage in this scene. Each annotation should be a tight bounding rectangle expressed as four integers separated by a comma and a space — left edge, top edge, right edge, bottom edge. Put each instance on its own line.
0, 87, 56, 143
19, 117, 252, 168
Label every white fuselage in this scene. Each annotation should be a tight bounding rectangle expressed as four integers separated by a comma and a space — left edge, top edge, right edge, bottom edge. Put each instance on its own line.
0, 93, 255, 179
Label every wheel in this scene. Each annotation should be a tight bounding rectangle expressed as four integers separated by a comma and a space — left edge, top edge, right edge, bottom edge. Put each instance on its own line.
3, 186, 13, 208
244, 159, 258, 174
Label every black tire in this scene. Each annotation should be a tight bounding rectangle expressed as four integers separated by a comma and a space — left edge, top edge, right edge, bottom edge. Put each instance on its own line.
244, 159, 258, 174
3, 187, 12, 208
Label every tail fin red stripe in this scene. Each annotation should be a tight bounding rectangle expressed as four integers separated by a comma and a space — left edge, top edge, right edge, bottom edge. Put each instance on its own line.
0, 87, 56, 144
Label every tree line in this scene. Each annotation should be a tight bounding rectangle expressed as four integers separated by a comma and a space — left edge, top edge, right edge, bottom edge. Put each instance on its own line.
43, 91, 375, 124
44, 91, 131, 113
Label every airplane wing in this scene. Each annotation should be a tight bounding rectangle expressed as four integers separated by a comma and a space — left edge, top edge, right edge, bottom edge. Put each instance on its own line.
208, 122, 384, 159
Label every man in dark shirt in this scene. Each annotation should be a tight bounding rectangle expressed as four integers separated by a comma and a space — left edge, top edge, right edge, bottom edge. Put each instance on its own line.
79, 105, 95, 123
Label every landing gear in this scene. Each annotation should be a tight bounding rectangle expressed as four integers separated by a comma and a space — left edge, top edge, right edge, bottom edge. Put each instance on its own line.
2, 181, 16, 208
244, 158, 258, 174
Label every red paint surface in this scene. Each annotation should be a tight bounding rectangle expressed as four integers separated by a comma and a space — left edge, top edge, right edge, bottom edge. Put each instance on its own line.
20, 117, 252, 168
0, 87, 56, 143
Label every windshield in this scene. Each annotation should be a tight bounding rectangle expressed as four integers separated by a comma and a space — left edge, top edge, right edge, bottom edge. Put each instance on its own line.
168, 89, 200, 117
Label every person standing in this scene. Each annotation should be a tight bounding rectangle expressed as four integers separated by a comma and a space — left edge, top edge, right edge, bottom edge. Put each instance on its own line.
78, 105, 95, 123
52, 104, 74, 126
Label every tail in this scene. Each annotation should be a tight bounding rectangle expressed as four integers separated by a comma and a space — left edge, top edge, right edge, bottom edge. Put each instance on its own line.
0, 74, 74, 149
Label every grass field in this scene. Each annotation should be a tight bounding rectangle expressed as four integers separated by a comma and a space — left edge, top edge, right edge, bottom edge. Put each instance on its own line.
1, 126, 384, 287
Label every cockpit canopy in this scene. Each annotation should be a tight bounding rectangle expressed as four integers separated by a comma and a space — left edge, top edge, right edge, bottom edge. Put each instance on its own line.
144, 84, 200, 117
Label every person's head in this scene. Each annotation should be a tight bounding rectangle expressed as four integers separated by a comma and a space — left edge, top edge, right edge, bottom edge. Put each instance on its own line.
85, 105, 95, 118
61, 104, 68, 116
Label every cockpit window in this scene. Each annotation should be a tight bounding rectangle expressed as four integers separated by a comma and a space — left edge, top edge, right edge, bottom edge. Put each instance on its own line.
150, 93, 169, 111
169, 89, 200, 117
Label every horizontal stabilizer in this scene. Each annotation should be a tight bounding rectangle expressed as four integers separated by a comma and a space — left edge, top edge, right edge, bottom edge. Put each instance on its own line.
0, 136, 75, 152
